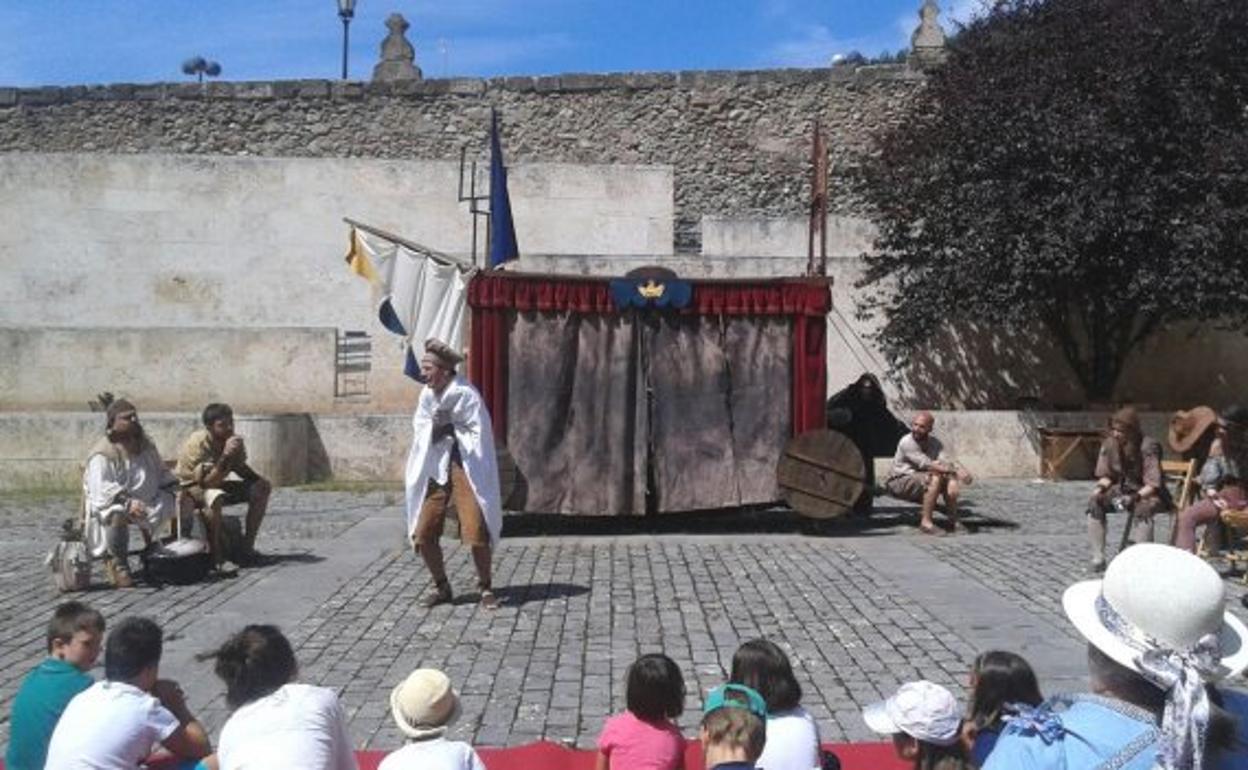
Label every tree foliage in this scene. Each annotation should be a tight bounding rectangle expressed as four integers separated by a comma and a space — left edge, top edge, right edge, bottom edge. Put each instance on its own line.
852, 0, 1248, 401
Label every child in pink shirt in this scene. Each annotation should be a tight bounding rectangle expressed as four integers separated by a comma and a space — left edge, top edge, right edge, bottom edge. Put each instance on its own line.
596, 653, 687, 770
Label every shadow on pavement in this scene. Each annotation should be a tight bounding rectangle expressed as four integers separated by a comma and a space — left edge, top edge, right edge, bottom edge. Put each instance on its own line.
500, 499, 1020, 539
466, 582, 590, 607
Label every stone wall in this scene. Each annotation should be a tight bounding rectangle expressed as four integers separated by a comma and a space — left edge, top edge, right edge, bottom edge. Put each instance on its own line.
0, 327, 338, 413
0, 67, 923, 253
0, 408, 1187, 491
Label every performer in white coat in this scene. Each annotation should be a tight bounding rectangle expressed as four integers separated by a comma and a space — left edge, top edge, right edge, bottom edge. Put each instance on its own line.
404, 339, 504, 609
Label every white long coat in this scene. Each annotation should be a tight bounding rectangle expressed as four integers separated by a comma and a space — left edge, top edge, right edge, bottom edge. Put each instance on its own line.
403, 376, 503, 547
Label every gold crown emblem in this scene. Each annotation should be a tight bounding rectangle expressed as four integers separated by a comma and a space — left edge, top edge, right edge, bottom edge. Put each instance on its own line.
637, 279, 665, 299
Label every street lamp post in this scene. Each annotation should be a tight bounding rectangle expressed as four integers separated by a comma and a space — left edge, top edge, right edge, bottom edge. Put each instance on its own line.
337, 0, 356, 80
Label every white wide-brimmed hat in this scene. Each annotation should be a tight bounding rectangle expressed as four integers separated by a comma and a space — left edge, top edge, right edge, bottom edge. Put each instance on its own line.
1063, 543, 1248, 682
862, 680, 961, 746
390, 669, 462, 740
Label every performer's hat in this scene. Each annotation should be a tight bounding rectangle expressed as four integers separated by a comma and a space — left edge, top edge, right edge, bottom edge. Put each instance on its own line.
390, 668, 462, 740
423, 338, 464, 370
1168, 406, 1217, 453
104, 397, 138, 430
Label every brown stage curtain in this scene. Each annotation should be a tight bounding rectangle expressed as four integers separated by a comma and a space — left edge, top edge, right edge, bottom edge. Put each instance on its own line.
504, 311, 647, 515
646, 315, 790, 512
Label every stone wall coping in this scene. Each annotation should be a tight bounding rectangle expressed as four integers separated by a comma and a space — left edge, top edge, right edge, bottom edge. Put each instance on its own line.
0, 64, 919, 108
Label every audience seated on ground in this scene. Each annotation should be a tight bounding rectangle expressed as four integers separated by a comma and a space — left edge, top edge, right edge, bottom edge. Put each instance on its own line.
729, 639, 821, 770
982, 544, 1248, 770
700, 684, 769, 770
962, 650, 1042, 767
1175, 405, 1248, 554
885, 411, 973, 535
83, 397, 180, 588
202, 624, 356, 770
44, 616, 211, 770
597, 653, 687, 770
175, 402, 273, 574
380, 668, 485, 770
6, 602, 105, 770
863, 680, 972, 770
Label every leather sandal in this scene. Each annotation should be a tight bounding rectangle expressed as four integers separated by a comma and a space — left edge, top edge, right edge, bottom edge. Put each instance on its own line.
422, 580, 453, 608
105, 557, 135, 589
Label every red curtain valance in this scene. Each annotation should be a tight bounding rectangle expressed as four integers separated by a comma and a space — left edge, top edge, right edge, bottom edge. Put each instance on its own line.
468, 273, 830, 317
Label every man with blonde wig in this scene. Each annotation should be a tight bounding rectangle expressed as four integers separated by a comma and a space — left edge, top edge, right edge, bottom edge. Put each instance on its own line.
404, 339, 504, 609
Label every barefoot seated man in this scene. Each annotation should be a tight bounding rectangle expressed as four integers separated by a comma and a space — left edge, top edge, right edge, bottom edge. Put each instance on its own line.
83, 399, 179, 588
1085, 406, 1171, 573
175, 403, 272, 573
884, 411, 973, 535
1175, 405, 1248, 554
405, 339, 504, 610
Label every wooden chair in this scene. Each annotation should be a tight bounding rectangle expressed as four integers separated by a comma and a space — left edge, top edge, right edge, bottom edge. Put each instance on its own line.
1162, 459, 1198, 545
1220, 508, 1248, 583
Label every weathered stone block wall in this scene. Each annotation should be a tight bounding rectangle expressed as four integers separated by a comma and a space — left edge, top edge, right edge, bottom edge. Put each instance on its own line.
0, 326, 338, 412
0, 67, 923, 253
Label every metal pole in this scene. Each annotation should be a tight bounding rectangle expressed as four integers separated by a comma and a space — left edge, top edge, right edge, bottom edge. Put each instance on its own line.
341, 17, 350, 80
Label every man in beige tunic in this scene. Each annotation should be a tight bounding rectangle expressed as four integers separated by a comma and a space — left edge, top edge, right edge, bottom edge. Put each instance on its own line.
885, 411, 973, 535
175, 403, 272, 572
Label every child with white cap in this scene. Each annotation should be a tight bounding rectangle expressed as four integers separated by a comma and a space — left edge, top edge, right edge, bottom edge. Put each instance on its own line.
863, 680, 974, 769
380, 669, 484, 770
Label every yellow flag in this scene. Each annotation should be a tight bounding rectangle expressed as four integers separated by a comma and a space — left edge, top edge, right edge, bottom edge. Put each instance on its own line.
344, 228, 379, 284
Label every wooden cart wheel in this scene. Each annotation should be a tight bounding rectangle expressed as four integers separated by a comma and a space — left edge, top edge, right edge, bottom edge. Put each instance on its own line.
496, 444, 522, 510
776, 429, 866, 519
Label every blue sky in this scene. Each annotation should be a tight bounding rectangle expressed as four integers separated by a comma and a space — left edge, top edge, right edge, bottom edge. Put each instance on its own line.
0, 1, 986, 87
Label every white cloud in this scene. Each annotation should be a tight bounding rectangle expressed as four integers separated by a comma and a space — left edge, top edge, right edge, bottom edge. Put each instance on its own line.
425, 33, 577, 76
763, 23, 904, 68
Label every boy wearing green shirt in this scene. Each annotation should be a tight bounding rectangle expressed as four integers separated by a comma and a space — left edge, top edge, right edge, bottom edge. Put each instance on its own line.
6, 601, 105, 770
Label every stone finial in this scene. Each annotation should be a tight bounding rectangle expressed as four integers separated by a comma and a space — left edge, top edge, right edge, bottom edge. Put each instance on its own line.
910, 0, 947, 67
372, 13, 423, 82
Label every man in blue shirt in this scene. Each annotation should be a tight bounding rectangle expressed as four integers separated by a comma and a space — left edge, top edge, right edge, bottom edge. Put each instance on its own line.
6, 601, 105, 770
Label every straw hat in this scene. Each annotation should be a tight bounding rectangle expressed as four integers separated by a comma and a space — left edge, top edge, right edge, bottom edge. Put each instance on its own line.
390, 669, 462, 740
1168, 406, 1217, 453
1063, 544, 1248, 682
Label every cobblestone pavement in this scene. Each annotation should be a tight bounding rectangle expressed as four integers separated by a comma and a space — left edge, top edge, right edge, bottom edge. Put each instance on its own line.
1, 481, 1245, 753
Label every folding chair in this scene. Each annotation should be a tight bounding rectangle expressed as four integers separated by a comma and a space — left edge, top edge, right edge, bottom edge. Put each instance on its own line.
1161, 459, 1198, 545
1220, 508, 1248, 584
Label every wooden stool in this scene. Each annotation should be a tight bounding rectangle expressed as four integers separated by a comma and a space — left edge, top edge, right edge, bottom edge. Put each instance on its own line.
1220, 508, 1248, 583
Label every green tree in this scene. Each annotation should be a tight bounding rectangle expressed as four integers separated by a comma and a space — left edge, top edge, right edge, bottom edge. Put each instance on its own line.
853, 0, 1248, 401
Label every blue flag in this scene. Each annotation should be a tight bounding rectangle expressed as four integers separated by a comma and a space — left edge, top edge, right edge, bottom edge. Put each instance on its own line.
488, 109, 519, 268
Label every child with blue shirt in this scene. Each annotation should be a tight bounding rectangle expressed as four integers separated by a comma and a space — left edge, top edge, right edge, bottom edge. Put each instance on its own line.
6, 601, 105, 770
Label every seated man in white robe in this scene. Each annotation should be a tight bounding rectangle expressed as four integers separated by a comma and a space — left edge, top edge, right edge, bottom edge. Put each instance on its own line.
405, 339, 504, 610
83, 399, 178, 588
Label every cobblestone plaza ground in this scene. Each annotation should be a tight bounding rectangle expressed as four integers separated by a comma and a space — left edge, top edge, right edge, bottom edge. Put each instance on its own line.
2, 481, 1246, 752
